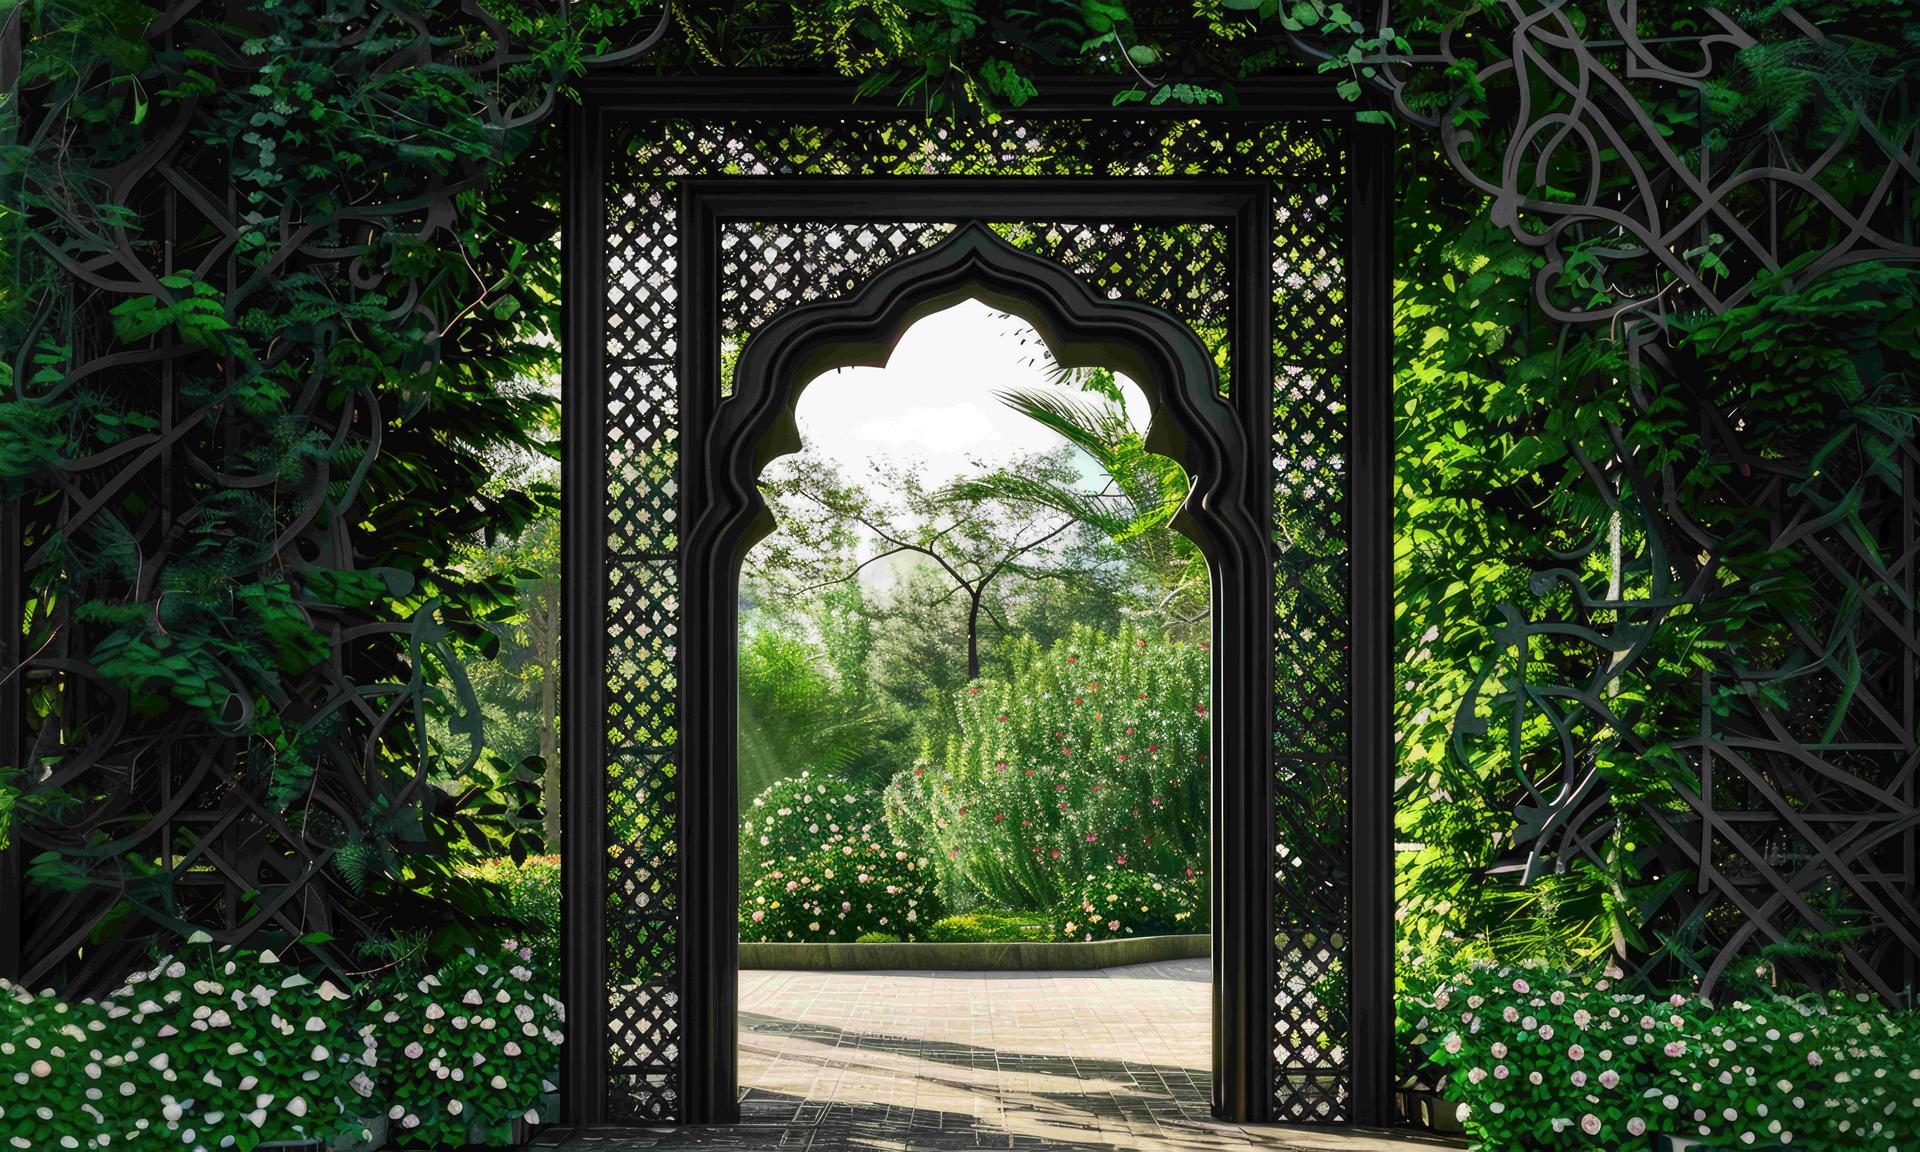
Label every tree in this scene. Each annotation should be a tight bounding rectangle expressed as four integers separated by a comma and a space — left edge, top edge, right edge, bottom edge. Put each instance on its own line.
755, 450, 1097, 680
950, 370, 1209, 635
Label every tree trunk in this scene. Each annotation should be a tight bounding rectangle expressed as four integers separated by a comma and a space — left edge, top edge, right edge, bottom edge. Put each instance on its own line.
966, 590, 982, 680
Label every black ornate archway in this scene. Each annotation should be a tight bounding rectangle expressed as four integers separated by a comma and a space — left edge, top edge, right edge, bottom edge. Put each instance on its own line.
684, 223, 1272, 1120
561, 95, 1394, 1131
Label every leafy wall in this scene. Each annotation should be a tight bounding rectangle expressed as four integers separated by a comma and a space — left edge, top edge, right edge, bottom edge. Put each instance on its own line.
3, 0, 1917, 1005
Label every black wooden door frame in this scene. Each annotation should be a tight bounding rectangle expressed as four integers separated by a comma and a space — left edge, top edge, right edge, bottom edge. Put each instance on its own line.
560, 81, 1394, 1131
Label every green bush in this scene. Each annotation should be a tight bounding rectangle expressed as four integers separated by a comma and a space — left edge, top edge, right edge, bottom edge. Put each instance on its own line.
886, 624, 1210, 912
0, 940, 559, 1151
1056, 869, 1206, 941
739, 773, 940, 941
1412, 961, 1920, 1151
0, 947, 363, 1151
926, 913, 1054, 943
369, 939, 561, 1147
463, 854, 560, 965
853, 932, 901, 944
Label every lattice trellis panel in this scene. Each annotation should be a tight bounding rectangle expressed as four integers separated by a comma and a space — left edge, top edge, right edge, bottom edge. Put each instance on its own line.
1269, 174, 1353, 1121
718, 220, 1232, 394
601, 114, 1350, 1122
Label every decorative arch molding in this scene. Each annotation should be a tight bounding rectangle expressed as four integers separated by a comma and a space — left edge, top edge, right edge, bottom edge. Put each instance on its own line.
677, 222, 1277, 1120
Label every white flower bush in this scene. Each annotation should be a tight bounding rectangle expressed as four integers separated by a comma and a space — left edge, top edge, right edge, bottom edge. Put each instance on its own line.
1412, 961, 1919, 1151
0, 946, 360, 1151
0, 939, 561, 1150
369, 938, 563, 1148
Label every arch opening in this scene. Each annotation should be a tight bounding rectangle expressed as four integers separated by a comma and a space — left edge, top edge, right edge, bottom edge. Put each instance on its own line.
679, 224, 1275, 1123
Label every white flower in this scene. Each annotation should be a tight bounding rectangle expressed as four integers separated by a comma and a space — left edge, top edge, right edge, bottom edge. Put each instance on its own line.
448, 1100, 463, 1116
28, 1061, 50, 1078
1580, 1114, 1601, 1135
426, 1004, 446, 1020
1627, 1117, 1646, 1136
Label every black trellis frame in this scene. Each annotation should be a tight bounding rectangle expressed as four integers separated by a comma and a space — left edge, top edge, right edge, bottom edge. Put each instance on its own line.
560, 79, 1394, 1133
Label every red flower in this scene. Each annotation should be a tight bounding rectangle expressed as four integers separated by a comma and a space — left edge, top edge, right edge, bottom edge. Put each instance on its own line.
995, 813, 1005, 822
1116, 856, 1127, 865
1066, 657, 1077, 664
996, 761, 1007, 771
1074, 697, 1084, 705
1050, 849, 1061, 859
1055, 784, 1066, 791
914, 768, 925, 776
998, 714, 1009, 723
1147, 744, 1159, 753
1085, 833, 1096, 842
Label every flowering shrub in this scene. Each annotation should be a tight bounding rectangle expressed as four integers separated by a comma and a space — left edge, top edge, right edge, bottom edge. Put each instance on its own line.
887, 625, 1209, 911
1412, 961, 1920, 1151
739, 772, 940, 941
1055, 868, 1206, 941
369, 938, 562, 1147
0, 939, 560, 1151
0, 945, 363, 1151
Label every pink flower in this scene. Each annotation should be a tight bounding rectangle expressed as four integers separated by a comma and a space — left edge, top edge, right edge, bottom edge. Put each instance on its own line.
1599, 1070, 1619, 1089
1570, 1070, 1587, 1087
1664, 1041, 1686, 1058
1627, 1118, 1646, 1136
1580, 1114, 1601, 1135
751, 910, 765, 923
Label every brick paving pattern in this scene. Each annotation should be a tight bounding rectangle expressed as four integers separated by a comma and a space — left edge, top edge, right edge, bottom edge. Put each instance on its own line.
553, 960, 1454, 1151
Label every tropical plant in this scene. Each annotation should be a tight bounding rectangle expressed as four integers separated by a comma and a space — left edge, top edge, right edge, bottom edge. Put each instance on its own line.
952, 370, 1208, 633
886, 624, 1209, 912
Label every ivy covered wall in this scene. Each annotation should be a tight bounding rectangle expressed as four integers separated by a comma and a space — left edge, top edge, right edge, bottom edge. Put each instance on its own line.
2, 0, 1916, 1000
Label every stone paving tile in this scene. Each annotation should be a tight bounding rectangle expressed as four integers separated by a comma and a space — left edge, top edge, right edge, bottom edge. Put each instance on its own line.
551, 961, 1456, 1152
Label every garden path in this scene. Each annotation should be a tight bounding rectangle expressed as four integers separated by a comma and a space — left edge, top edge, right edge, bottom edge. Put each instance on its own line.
549, 960, 1455, 1151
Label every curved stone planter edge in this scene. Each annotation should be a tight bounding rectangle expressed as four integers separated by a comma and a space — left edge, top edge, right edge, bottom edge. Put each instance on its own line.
739, 933, 1210, 970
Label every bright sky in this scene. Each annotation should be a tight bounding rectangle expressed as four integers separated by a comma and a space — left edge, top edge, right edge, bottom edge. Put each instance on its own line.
790, 298, 1148, 484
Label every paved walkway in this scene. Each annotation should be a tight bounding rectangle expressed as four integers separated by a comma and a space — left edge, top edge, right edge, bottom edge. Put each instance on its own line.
554, 960, 1453, 1151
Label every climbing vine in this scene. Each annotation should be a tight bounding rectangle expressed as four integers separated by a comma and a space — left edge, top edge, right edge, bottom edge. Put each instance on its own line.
3, 0, 1916, 1002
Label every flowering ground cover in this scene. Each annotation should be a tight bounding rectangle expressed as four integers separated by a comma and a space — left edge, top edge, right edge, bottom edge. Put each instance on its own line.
0, 940, 559, 1150
1410, 961, 1920, 1151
